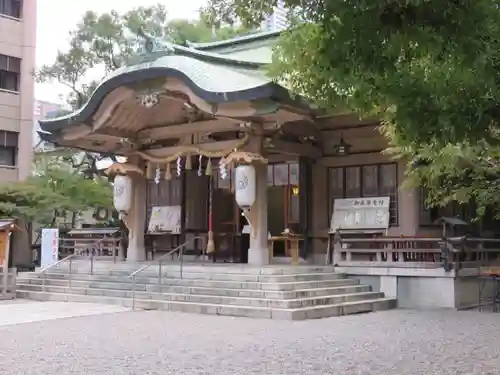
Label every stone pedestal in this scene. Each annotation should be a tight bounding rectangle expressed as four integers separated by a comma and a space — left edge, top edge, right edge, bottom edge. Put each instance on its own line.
248, 163, 269, 266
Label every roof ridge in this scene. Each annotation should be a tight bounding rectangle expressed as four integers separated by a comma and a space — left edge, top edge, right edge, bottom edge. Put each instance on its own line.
186, 30, 281, 50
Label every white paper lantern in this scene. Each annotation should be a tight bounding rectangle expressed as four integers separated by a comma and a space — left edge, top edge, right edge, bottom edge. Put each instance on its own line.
234, 165, 256, 208
113, 175, 133, 212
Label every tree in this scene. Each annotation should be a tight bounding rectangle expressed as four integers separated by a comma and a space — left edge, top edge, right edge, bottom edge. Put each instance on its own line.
0, 153, 113, 226
386, 140, 500, 218
168, 19, 251, 46
202, 0, 500, 218
37, 4, 248, 108
203, 0, 500, 145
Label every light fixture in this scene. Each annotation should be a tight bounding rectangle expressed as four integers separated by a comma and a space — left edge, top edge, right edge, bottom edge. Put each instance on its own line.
291, 186, 299, 196
333, 133, 351, 156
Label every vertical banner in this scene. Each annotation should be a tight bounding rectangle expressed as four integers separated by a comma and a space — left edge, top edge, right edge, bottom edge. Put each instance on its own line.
41, 228, 59, 268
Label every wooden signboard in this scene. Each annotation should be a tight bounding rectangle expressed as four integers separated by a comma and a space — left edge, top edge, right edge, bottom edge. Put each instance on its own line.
330, 197, 390, 232
148, 205, 181, 233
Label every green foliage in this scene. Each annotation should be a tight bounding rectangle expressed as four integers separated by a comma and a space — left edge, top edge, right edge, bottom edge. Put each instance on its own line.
205, 0, 500, 146
0, 155, 112, 225
387, 140, 500, 219
202, 0, 500, 217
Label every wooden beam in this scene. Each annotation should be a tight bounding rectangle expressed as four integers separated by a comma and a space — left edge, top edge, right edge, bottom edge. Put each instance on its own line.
267, 139, 322, 159
137, 119, 242, 140
62, 124, 90, 140
94, 127, 138, 138
280, 120, 320, 138
316, 114, 379, 128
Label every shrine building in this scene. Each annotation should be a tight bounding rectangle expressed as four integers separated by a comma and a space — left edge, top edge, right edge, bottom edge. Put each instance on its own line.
38, 30, 458, 267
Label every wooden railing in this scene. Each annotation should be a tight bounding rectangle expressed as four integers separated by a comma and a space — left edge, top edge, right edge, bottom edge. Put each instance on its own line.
331, 235, 500, 271
59, 236, 121, 261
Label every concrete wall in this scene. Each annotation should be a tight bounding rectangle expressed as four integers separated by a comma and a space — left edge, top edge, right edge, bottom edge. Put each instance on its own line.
0, 1, 37, 182
336, 266, 493, 309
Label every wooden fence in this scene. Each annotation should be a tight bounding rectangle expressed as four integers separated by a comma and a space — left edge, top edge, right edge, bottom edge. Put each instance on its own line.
331, 235, 500, 271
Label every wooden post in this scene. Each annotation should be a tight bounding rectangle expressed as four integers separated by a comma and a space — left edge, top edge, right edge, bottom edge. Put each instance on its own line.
2, 231, 11, 297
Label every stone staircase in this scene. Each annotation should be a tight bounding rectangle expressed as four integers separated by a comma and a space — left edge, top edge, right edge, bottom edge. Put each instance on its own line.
16, 264, 396, 320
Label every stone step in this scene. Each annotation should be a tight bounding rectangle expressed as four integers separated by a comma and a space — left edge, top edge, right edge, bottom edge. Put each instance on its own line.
50, 264, 336, 276
18, 279, 369, 298
17, 283, 382, 308
16, 290, 396, 320
40, 269, 344, 283
20, 274, 357, 291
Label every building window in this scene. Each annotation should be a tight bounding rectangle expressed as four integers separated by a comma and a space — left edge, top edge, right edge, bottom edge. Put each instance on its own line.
0, 0, 21, 19
0, 54, 20, 92
0, 130, 18, 166
328, 163, 398, 225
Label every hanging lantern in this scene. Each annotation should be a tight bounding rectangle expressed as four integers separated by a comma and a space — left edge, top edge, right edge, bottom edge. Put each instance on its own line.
164, 163, 172, 180
113, 174, 133, 212
332, 133, 351, 156
205, 158, 212, 176
176, 157, 182, 176
185, 154, 192, 170
234, 165, 256, 209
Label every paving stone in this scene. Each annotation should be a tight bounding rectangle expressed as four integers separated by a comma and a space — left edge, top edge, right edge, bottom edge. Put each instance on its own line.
0, 309, 499, 374
0, 301, 129, 326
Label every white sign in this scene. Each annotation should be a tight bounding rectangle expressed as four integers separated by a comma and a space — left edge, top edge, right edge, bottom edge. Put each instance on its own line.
330, 197, 390, 232
148, 205, 181, 233
41, 228, 59, 268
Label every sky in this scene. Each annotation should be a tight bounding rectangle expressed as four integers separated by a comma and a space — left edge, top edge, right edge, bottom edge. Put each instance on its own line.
35, 0, 206, 104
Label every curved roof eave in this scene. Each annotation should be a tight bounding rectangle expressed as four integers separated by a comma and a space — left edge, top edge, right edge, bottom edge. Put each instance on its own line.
39, 64, 308, 133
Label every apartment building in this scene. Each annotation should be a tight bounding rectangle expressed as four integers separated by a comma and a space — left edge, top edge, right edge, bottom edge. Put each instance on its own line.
260, 0, 287, 32
0, 0, 36, 182
33, 99, 66, 151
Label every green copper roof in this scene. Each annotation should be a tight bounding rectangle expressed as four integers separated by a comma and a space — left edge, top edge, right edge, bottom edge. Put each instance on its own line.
186, 30, 281, 51
187, 31, 281, 65
38, 30, 311, 135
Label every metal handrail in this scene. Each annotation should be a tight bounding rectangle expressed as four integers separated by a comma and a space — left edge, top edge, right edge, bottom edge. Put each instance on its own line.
38, 253, 79, 275
129, 236, 206, 309
37, 236, 110, 291
37, 253, 80, 292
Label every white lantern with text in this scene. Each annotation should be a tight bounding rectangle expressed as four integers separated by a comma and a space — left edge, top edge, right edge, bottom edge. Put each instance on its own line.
113, 174, 132, 212
235, 165, 256, 209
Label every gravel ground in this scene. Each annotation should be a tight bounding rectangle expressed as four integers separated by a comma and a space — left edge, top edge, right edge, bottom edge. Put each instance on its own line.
0, 308, 499, 375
